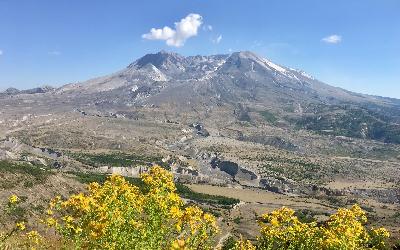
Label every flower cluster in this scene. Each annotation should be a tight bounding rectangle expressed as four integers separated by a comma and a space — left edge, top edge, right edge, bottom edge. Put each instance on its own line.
43, 166, 218, 249
1, 194, 45, 249
235, 204, 390, 250
8, 194, 19, 204
2, 167, 394, 249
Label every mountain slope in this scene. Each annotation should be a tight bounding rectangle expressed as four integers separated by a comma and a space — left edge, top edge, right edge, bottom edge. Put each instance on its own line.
52, 50, 400, 143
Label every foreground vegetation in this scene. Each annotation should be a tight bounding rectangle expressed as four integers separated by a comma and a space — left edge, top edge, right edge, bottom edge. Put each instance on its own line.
70, 171, 240, 207
234, 205, 391, 250
1, 166, 219, 249
0, 166, 396, 249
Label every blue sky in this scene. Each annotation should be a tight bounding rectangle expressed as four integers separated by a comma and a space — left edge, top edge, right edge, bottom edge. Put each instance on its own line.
0, 0, 399, 98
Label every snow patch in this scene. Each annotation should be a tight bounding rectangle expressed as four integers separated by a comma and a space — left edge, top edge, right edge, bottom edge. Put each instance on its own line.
263, 58, 287, 73
266, 61, 286, 73
131, 85, 139, 92
289, 68, 315, 80
299, 71, 314, 80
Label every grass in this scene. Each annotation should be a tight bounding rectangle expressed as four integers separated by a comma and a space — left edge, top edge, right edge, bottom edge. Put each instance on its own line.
70, 171, 240, 207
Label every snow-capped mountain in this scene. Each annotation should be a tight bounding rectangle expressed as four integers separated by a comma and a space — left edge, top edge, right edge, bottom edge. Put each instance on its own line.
5, 50, 400, 143
57, 50, 384, 106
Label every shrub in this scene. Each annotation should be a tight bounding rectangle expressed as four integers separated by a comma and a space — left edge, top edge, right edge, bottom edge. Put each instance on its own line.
1, 167, 394, 249
43, 166, 218, 249
235, 205, 390, 250
222, 236, 238, 250
70, 171, 240, 207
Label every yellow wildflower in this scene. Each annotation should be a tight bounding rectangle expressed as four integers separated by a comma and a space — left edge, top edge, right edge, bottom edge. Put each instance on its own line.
26, 230, 42, 245
23, 166, 218, 249
9, 194, 19, 204
16, 221, 26, 231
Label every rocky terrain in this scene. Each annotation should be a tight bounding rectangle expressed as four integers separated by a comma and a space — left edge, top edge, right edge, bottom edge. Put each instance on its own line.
1, 50, 399, 237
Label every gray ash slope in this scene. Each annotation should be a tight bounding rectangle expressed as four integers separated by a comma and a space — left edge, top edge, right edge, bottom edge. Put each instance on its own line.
5, 50, 400, 143
58, 50, 387, 106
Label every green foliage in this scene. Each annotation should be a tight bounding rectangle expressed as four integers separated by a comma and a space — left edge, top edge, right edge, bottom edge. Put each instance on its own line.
0, 160, 52, 188
202, 208, 222, 218
294, 209, 317, 223
294, 107, 400, 144
393, 211, 400, 218
23, 181, 34, 188
175, 183, 240, 207
259, 156, 324, 184
7, 206, 26, 220
233, 216, 243, 224
259, 110, 278, 124
222, 236, 237, 250
68, 152, 169, 169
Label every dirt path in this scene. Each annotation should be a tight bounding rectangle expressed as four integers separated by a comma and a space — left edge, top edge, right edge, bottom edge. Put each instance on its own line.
216, 232, 232, 249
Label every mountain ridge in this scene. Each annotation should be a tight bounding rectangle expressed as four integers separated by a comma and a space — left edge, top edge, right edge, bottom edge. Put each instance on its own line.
1, 50, 400, 143
2, 50, 399, 103
50, 50, 394, 106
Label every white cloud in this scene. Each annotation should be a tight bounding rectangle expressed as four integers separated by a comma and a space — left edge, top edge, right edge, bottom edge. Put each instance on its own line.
212, 35, 222, 44
48, 51, 61, 56
322, 34, 342, 44
0, 50, 3, 55
142, 13, 203, 47
204, 25, 213, 31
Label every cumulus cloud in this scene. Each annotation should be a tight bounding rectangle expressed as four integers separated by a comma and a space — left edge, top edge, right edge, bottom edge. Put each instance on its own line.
142, 13, 203, 47
322, 34, 342, 44
212, 35, 222, 44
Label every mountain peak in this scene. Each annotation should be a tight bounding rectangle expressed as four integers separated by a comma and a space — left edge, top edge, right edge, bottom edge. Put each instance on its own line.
158, 50, 178, 55
227, 51, 268, 64
130, 50, 185, 70
223, 51, 270, 71
233, 51, 259, 58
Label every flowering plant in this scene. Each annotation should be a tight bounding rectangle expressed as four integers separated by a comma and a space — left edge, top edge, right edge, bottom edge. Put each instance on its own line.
235, 205, 390, 250
44, 166, 219, 249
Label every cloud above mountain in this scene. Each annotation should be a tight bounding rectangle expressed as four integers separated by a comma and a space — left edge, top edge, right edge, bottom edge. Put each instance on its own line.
142, 13, 203, 47
211, 35, 222, 44
322, 34, 342, 44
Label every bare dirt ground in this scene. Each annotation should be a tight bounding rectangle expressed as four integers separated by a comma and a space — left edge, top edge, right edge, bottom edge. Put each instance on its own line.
189, 184, 400, 240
